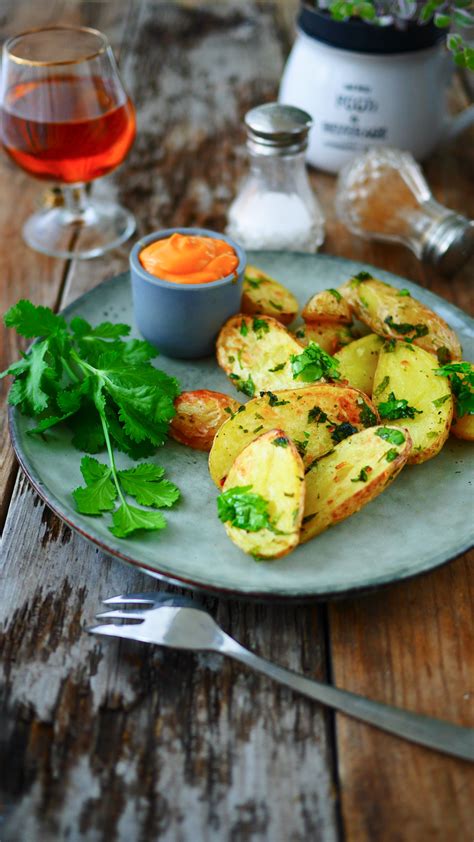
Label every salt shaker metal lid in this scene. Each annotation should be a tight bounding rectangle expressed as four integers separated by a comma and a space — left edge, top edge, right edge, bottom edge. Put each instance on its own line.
244, 103, 313, 155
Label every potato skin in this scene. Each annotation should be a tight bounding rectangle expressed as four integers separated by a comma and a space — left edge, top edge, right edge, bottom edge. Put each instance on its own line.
209, 383, 379, 487
372, 341, 453, 464
220, 429, 305, 559
170, 390, 241, 451
293, 321, 353, 355
217, 313, 306, 395
302, 289, 353, 324
340, 276, 462, 361
242, 265, 298, 326
335, 334, 384, 397
301, 425, 412, 543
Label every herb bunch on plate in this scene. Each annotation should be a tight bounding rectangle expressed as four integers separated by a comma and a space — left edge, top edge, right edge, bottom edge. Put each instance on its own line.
1, 300, 181, 538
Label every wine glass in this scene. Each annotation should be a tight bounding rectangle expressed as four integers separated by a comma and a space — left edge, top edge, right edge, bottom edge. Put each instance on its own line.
0, 26, 136, 259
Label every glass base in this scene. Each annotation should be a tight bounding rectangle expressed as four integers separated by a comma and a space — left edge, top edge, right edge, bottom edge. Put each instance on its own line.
22, 198, 136, 259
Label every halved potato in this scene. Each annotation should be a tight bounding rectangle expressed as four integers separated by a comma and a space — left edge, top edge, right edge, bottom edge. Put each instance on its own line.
335, 334, 384, 396
209, 383, 379, 487
170, 390, 241, 451
242, 265, 298, 325
301, 425, 412, 543
293, 321, 353, 355
302, 289, 352, 324
216, 314, 306, 395
372, 341, 453, 464
340, 275, 462, 361
219, 428, 305, 559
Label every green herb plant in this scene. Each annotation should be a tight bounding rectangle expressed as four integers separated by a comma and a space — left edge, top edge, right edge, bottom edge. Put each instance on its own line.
1, 300, 181, 538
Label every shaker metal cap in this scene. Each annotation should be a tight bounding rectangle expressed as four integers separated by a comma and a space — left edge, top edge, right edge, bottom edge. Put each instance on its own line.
245, 103, 313, 155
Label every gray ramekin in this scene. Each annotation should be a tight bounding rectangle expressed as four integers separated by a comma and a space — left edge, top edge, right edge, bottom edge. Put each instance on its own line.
129, 228, 246, 359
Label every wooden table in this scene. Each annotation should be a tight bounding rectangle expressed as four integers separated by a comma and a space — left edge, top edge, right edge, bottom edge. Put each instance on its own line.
0, 2, 473, 839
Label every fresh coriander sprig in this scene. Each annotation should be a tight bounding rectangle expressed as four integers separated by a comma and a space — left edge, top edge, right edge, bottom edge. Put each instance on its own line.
1, 299, 181, 538
290, 341, 341, 383
435, 361, 474, 417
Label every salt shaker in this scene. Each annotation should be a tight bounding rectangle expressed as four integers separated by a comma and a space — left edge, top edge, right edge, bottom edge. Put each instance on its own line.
336, 147, 474, 276
226, 103, 325, 252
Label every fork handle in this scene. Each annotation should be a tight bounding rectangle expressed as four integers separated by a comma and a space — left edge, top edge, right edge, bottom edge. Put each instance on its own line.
220, 635, 474, 762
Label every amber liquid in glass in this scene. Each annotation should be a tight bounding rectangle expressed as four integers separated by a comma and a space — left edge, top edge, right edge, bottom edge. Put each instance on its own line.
0, 74, 136, 183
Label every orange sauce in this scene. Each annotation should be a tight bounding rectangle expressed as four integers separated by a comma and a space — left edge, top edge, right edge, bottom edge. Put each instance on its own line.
139, 232, 238, 284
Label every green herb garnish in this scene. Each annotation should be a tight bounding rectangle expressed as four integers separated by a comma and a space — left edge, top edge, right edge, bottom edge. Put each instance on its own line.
432, 394, 451, 408
374, 375, 390, 397
330, 422, 358, 443
435, 362, 474, 416
385, 448, 399, 462
230, 373, 255, 398
245, 275, 263, 289
350, 271, 373, 285
436, 346, 452, 365
397, 289, 411, 297
375, 427, 406, 445
308, 406, 328, 424
240, 320, 248, 337
252, 318, 270, 338
217, 485, 272, 532
2, 299, 181, 538
359, 400, 377, 427
351, 466, 370, 483
384, 315, 429, 338
378, 392, 422, 420
269, 299, 283, 311
263, 391, 290, 407
272, 436, 289, 447
290, 341, 340, 383
268, 362, 285, 372
328, 288, 342, 301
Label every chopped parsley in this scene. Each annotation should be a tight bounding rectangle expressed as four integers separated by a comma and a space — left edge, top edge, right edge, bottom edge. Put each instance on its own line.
302, 513, 316, 525
330, 422, 358, 443
252, 318, 270, 338
272, 436, 289, 447
295, 327, 306, 339
435, 362, 474, 417
253, 425, 264, 433
350, 271, 373, 285
308, 406, 328, 424
397, 289, 411, 297
436, 346, 452, 365
269, 299, 283, 311
383, 339, 397, 353
378, 392, 422, 420
294, 439, 308, 457
432, 394, 451, 408
375, 427, 406, 445
268, 362, 285, 372
240, 320, 248, 337
385, 448, 399, 462
263, 391, 290, 407
374, 375, 390, 397
351, 466, 371, 483
290, 341, 340, 383
217, 485, 272, 532
384, 315, 429, 338
328, 288, 342, 301
245, 274, 263, 289
230, 373, 255, 398
359, 400, 377, 427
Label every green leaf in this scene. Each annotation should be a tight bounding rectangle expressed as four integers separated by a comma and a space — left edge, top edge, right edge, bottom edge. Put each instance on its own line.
252, 318, 270, 338
109, 504, 166, 538
217, 485, 272, 532
72, 456, 117, 515
385, 448, 399, 463
375, 427, 406, 445
291, 341, 340, 383
384, 316, 429, 338
230, 374, 255, 397
118, 463, 180, 507
330, 422, 358, 443
351, 465, 370, 483
28, 415, 71, 436
4, 300, 66, 338
120, 339, 157, 364
378, 392, 422, 420
328, 288, 342, 301
57, 379, 91, 414
434, 12, 451, 26
7, 339, 53, 415
68, 406, 105, 453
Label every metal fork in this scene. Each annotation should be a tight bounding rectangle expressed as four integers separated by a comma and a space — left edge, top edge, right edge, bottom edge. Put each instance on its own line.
88, 592, 474, 762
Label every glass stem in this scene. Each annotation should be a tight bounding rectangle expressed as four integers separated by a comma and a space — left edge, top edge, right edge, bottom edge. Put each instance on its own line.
61, 183, 90, 221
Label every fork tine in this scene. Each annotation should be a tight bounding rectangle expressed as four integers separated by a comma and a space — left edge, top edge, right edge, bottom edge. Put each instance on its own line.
86, 623, 147, 639
96, 609, 146, 621
102, 593, 158, 606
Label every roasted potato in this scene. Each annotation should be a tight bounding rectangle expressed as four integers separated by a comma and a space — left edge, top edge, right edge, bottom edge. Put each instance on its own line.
301, 425, 412, 543
335, 334, 384, 396
218, 429, 305, 559
209, 383, 379, 487
216, 314, 307, 395
302, 288, 353, 324
242, 265, 299, 325
293, 321, 354, 355
340, 275, 462, 361
436, 361, 474, 441
372, 341, 453, 464
170, 390, 241, 451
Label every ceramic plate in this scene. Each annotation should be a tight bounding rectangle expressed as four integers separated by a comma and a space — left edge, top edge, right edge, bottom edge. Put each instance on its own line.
9, 253, 474, 599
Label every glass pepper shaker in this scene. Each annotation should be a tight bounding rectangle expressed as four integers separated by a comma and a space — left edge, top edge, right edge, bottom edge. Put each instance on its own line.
336, 147, 474, 276
226, 103, 325, 252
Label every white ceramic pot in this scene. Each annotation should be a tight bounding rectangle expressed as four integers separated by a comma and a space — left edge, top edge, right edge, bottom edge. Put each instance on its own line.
279, 6, 474, 173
